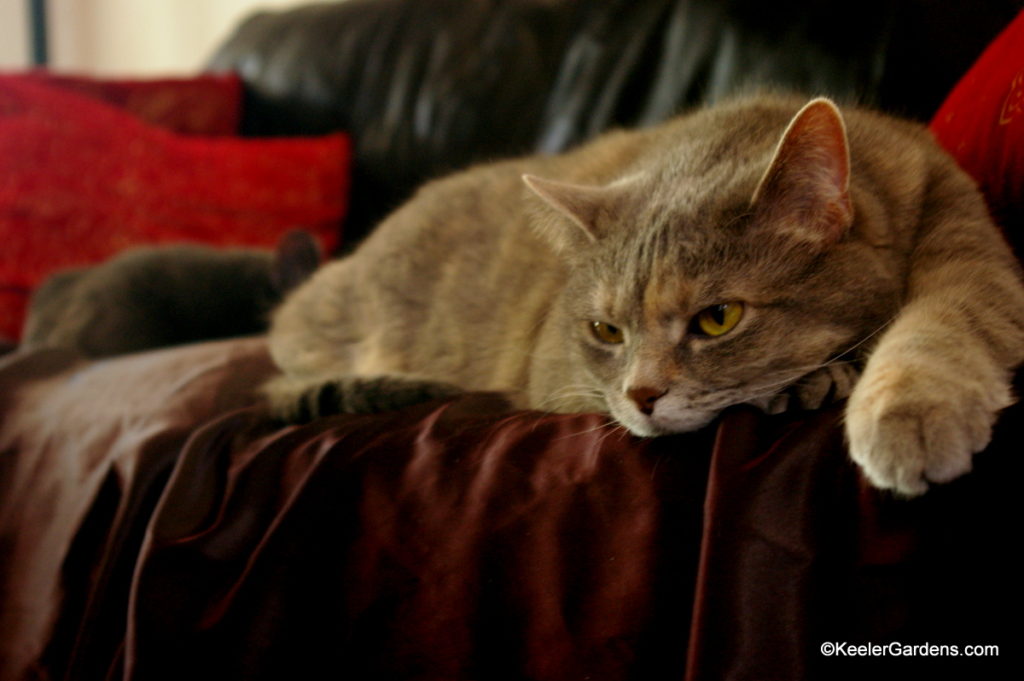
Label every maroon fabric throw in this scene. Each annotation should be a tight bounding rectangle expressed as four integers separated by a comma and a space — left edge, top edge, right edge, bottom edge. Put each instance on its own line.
0, 338, 1018, 680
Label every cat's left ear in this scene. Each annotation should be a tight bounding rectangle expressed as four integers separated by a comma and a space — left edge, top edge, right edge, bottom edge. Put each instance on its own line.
751, 98, 854, 246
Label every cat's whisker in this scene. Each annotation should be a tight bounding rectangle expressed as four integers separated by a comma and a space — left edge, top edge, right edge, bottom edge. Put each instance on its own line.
819, 316, 897, 366
534, 384, 605, 412
595, 422, 630, 446
733, 317, 899, 402
554, 420, 611, 441
553, 416, 628, 444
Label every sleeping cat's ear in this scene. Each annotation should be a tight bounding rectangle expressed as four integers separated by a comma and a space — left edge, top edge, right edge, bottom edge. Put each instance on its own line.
272, 229, 323, 294
523, 174, 615, 250
751, 97, 854, 246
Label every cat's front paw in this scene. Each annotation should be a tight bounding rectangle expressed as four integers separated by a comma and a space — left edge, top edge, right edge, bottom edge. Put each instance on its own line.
844, 364, 1013, 496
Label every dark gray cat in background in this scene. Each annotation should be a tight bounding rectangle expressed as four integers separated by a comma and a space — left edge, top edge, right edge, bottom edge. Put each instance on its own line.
21, 230, 322, 357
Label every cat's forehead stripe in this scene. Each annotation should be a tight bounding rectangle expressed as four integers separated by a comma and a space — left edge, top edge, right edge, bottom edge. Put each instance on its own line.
642, 273, 693, 325
592, 286, 615, 317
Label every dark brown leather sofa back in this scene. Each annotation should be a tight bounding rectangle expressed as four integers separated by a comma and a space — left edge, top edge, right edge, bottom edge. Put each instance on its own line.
207, 0, 1020, 245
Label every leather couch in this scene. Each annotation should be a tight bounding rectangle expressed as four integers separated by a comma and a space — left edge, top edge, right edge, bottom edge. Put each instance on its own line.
208, 0, 1020, 247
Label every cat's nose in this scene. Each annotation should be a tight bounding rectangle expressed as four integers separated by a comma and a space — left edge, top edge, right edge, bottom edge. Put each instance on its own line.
627, 386, 667, 416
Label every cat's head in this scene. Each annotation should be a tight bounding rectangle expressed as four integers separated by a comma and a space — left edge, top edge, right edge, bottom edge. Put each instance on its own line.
525, 98, 900, 435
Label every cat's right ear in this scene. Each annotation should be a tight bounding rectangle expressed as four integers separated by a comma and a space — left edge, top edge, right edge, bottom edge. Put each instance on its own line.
523, 174, 609, 250
750, 98, 854, 247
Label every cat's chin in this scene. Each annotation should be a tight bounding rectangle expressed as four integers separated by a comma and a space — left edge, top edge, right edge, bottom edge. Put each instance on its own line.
613, 408, 720, 438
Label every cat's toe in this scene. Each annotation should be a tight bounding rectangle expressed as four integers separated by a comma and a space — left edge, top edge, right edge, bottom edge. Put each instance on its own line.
792, 362, 860, 410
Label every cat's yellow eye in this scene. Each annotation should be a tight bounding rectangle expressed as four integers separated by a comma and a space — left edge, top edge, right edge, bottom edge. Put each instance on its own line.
694, 302, 744, 337
589, 321, 625, 344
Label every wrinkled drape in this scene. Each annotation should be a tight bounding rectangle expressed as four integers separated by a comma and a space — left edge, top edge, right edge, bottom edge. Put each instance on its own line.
1, 338, 1018, 680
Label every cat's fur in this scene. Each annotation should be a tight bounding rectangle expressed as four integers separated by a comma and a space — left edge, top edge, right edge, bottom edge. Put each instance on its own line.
22, 230, 321, 357
266, 95, 1024, 496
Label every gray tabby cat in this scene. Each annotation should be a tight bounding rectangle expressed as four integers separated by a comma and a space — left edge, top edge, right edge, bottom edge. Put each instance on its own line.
266, 95, 1024, 496
23, 230, 321, 357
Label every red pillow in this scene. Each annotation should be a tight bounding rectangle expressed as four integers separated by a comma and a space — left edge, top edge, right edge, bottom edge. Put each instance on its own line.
0, 75, 349, 341
930, 10, 1024, 257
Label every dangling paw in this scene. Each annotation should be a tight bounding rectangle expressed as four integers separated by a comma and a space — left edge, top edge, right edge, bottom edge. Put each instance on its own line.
844, 362, 1012, 496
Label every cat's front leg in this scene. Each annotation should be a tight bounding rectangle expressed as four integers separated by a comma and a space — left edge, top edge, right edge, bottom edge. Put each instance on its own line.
843, 180, 1024, 495
264, 373, 465, 423
844, 346, 1014, 497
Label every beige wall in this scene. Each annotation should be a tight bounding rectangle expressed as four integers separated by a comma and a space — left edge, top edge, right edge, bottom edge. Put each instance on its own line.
14, 0, 322, 76
0, 0, 31, 70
